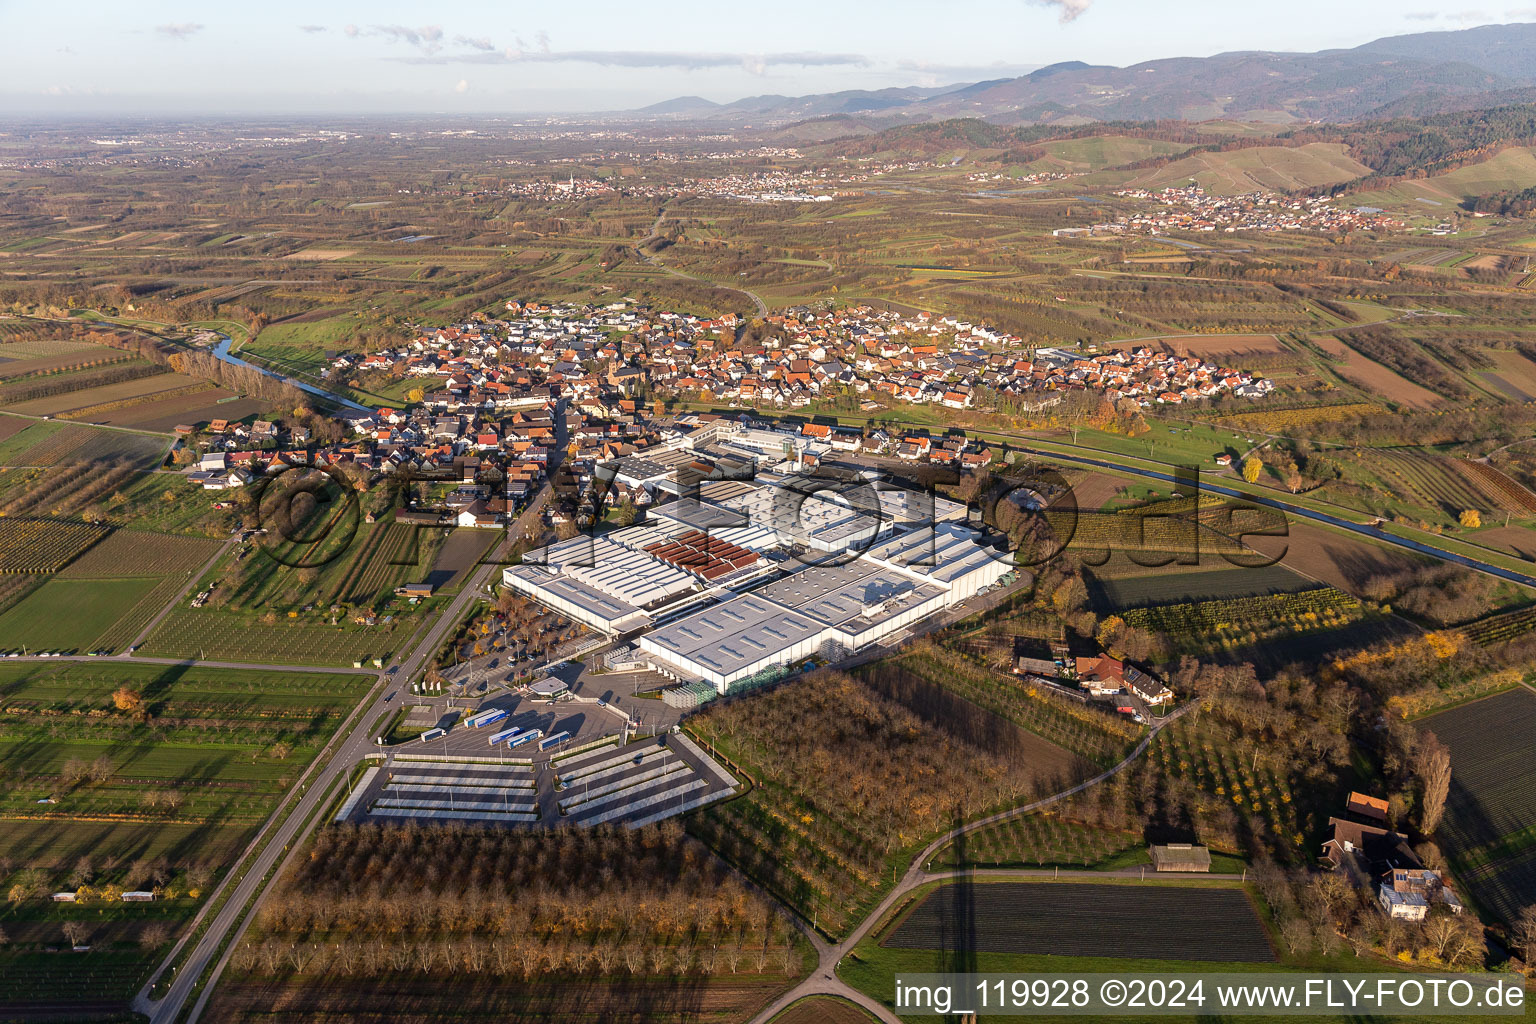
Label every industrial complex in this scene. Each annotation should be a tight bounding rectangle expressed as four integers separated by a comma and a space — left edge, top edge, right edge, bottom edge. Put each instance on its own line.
504, 451, 1012, 693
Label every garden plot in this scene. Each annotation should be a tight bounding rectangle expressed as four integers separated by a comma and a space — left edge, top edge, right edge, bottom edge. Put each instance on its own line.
884, 881, 1275, 962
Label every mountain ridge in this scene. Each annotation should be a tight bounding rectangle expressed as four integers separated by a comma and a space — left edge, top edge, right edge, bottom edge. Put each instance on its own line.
624, 23, 1536, 128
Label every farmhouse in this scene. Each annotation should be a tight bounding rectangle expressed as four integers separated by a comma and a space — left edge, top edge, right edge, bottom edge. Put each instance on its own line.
1373, 866, 1463, 921
1074, 654, 1127, 696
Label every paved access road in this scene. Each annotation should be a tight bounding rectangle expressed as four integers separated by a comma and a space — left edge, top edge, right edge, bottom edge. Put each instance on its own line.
133, 409, 567, 1024
1008, 443, 1536, 589
635, 208, 768, 317
745, 703, 1199, 1024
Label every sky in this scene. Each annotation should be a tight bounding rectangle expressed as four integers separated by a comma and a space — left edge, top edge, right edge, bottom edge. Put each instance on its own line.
3, 0, 1534, 115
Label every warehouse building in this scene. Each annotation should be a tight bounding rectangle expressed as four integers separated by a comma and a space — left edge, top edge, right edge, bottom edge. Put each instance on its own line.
637, 524, 1008, 691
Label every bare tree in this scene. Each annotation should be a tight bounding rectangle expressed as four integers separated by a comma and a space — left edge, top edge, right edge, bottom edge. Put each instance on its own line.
1512, 905, 1536, 967
1416, 732, 1452, 835
1279, 916, 1313, 957
138, 921, 172, 951
62, 921, 91, 947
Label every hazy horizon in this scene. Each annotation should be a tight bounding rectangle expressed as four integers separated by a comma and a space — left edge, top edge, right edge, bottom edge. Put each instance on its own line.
4, 1, 1533, 116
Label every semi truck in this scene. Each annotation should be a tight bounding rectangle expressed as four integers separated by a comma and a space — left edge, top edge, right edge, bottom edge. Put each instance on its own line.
465, 708, 509, 729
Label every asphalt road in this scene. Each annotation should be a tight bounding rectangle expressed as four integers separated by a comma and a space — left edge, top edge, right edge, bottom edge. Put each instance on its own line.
635, 207, 768, 317
744, 702, 1198, 1024
133, 408, 567, 1024
1009, 443, 1536, 588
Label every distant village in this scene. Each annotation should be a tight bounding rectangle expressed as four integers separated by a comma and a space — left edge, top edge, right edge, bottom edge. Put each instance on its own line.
1109, 186, 1403, 234
180, 299, 1271, 533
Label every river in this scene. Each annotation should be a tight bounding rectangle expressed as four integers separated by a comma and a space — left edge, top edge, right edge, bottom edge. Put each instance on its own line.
210, 336, 373, 414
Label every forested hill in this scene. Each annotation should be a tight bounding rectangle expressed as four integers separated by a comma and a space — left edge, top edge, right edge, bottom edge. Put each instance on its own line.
811, 103, 1536, 204
640, 23, 1536, 127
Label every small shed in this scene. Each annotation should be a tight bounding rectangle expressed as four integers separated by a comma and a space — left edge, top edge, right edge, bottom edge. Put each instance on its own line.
396, 582, 435, 599
529, 678, 570, 700
121, 890, 157, 902
1149, 843, 1212, 873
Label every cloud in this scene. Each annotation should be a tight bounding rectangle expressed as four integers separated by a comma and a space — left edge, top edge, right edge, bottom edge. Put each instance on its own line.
1030, 0, 1091, 23
403, 48, 868, 74
375, 24, 444, 50
1404, 10, 1440, 18
455, 79, 470, 93
343, 23, 446, 53
1508, 6, 1536, 16
535, 30, 551, 53
155, 23, 204, 40
454, 35, 495, 51
299, 24, 327, 33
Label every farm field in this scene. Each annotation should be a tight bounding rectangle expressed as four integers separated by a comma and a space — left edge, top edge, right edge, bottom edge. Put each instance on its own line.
202, 973, 800, 1024
686, 669, 1069, 939
0, 517, 109, 573
427, 526, 500, 590
0, 420, 168, 468
1275, 522, 1428, 595
139, 605, 417, 665
201, 822, 806, 1024
872, 645, 1135, 766
1480, 348, 1536, 402
1359, 451, 1536, 519
0, 412, 32, 444
1120, 587, 1366, 658
1124, 144, 1370, 194
1088, 564, 1314, 610
0, 529, 223, 652
55, 528, 224, 578
0, 660, 371, 1020
1417, 687, 1536, 925
218, 515, 447, 615
882, 880, 1275, 962
0, 660, 368, 857
0, 576, 160, 651
5, 372, 211, 418
929, 813, 1149, 871
1461, 604, 1536, 646
0, 340, 125, 377
771, 996, 880, 1024
1312, 335, 1441, 409
92, 388, 267, 432
1103, 333, 1291, 360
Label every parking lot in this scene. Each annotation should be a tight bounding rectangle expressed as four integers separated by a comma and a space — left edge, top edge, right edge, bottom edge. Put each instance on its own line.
343, 732, 737, 829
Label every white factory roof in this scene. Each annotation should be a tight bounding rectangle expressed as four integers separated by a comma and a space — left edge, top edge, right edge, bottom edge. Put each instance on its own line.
863, 522, 1010, 586
644, 594, 823, 677
643, 559, 950, 678
524, 535, 696, 608
752, 562, 943, 628
504, 566, 651, 631
715, 484, 881, 550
